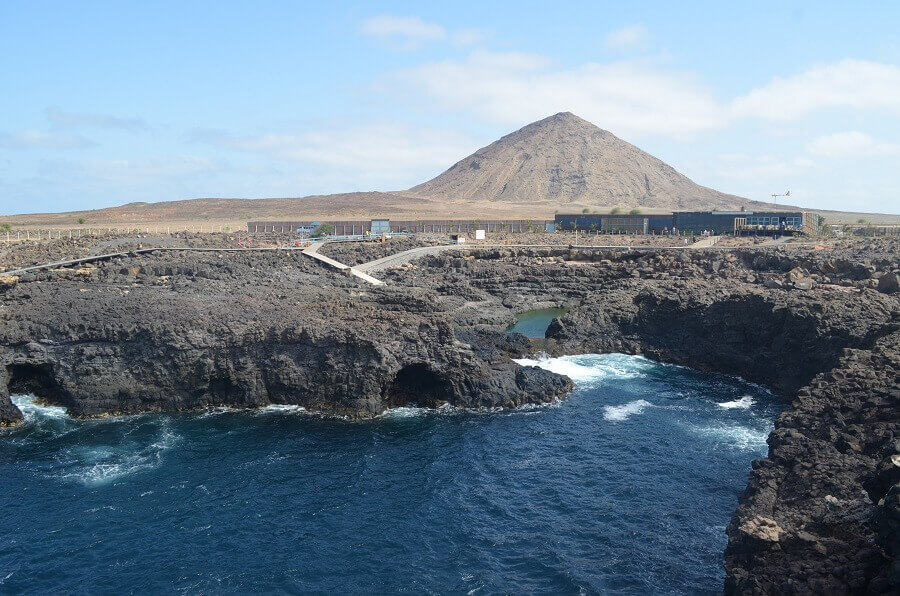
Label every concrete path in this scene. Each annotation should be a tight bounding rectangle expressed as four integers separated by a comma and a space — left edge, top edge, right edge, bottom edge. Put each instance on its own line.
355, 238, 733, 273
301, 241, 385, 286
355, 244, 466, 273
689, 235, 720, 248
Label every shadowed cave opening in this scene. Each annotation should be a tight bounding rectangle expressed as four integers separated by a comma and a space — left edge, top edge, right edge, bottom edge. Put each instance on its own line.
385, 363, 453, 408
6, 363, 68, 406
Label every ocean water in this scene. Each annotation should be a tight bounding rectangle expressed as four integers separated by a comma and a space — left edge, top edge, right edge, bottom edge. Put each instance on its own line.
0, 354, 779, 594
506, 308, 570, 338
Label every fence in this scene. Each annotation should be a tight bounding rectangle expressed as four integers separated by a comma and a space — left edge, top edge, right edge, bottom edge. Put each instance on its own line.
247, 219, 553, 235
2, 224, 237, 243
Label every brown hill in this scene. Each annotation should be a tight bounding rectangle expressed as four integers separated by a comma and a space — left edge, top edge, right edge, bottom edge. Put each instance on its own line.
410, 112, 772, 211
14, 111, 886, 228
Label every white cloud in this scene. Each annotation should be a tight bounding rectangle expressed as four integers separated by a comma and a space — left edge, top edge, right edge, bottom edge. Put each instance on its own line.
0, 129, 93, 149
195, 122, 481, 187
28, 156, 228, 193
46, 107, 146, 132
605, 25, 648, 50
452, 28, 488, 47
712, 153, 818, 181
392, 51, 725, 138
360, 15, 447, 49
731, 59, 900, 120
383, 53, 900, 142
806, 131, 899, 157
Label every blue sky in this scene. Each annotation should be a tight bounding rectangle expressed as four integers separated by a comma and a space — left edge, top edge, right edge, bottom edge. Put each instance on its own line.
2, 1, 899, 214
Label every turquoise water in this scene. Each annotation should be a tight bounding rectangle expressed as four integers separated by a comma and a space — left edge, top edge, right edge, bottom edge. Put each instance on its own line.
506, 308, 570, 338
0, 354, 779, 594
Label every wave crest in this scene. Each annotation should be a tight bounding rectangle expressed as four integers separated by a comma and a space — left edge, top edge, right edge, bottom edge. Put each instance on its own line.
717, 396, 755, 409
603, 399, 652, 421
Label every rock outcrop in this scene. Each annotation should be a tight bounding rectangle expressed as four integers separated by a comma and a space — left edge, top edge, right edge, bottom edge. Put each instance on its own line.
0, 250, 571, 423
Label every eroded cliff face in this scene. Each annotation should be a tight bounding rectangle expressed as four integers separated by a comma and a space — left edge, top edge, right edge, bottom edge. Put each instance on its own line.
0, 250, 571, 423
543, 284, 899, 593
725, 330, 900, 594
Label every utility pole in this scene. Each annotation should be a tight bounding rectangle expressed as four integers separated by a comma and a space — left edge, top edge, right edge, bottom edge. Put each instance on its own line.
771, 190, 790, 209
771, 191, 790, 240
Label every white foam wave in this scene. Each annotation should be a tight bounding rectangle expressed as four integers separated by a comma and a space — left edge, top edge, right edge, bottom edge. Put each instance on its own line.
603, 399, 652, 421
717, 396, 755, 409
514, 353, 655, 386
689, 423, 771, 451
379, 406, 427, 419
56, 425, 179, 485
11, 394, 70, 422
259, 404, 308, 414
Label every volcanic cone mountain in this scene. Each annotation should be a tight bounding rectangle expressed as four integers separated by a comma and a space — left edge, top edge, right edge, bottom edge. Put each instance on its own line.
411, 112, 770, 211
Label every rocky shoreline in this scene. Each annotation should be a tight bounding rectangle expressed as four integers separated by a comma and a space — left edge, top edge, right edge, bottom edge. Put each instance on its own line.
1, 234, 898, 592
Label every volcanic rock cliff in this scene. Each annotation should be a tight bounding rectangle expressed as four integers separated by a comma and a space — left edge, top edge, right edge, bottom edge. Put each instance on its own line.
0, 250, 571, 424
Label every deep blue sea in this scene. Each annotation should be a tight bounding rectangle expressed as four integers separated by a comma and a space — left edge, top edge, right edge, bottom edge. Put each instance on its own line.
0, 354, 779, 594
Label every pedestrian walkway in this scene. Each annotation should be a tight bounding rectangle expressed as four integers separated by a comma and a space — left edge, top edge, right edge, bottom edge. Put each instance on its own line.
301, 242, 385, 286
690, 235, 720, 248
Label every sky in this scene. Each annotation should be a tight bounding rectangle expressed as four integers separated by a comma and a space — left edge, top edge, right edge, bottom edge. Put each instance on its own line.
1, 1, 899, 215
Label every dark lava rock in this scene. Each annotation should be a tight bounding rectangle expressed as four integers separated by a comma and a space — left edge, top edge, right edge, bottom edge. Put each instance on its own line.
792, 277, 816, 290
878, 272, 900, 294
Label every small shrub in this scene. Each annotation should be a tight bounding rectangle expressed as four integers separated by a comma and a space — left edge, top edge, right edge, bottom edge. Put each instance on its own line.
313, 223, 335, 237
